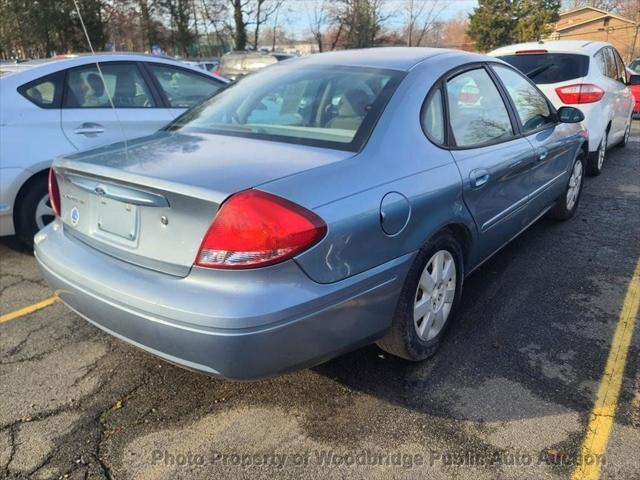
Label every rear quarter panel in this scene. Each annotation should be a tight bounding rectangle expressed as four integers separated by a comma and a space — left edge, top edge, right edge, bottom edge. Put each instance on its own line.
262, 53, 477, 284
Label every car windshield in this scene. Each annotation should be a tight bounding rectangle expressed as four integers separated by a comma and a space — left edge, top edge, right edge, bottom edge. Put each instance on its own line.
630, 60, 640, 73
498, 53, 590, 84
167, 64, 404, 151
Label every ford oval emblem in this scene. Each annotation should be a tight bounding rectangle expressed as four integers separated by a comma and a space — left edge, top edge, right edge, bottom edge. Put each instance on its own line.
70, 207, 80, 226
94, 186, 106, 196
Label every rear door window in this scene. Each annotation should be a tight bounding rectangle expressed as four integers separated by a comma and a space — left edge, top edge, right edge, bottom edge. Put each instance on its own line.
498, 53, 590, 84
446, 68, 514, 147
612, 48, 627, 83
64, 63, 156, 108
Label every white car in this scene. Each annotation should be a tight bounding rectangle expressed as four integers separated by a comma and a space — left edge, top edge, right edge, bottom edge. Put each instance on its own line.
0, 53, 228, 245
490, 40, 634, 176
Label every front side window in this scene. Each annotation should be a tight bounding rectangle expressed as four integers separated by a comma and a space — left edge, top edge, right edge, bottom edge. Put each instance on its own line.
168, 65, 404, 151
446, 68, 513, 147
64, 63, 156, 108
492, 65, 553, 134
421, 87, 445, 144
18, 72, 63, 108
148, 64, 223, 108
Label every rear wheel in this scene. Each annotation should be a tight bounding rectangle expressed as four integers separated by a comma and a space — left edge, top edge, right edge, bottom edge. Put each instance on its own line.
618, 118, 631, 148
14, 176, 54, 248
586, 131, 607, 176
377, 231, 463, 361
548, 152, 585, 221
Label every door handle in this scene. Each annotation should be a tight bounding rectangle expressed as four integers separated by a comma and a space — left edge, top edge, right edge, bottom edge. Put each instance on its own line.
73, 123, 105, 136
470, 169, 490, 189
537, 148, 549, 161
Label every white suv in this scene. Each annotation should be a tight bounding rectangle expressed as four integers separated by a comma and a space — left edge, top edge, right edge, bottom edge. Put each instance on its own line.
490, 40, 634, 176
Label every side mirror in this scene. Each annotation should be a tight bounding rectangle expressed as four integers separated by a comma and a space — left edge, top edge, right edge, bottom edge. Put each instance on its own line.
628, 74, 640, 86
557, 106, 585, 124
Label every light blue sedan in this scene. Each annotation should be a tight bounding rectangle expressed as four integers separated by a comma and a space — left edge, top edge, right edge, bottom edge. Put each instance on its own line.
35, 48, 588, 379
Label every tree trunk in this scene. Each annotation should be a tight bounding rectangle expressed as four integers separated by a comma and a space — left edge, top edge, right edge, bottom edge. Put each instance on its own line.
232, 0, 247, 50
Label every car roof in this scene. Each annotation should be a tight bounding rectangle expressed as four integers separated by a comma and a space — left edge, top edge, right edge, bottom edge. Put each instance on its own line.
277, 47, 482, 71
489, 40, 610, 57
0, 53, 229, 84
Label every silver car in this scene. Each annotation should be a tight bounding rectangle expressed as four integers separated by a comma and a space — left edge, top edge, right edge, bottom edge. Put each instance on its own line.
36, 48, 587, 379
0, 53, 227, 246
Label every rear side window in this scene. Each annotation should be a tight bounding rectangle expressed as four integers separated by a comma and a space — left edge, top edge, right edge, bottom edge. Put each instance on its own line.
147, 64, 223, 108
18, 72, 64, 108
446, 68, 514, 148
421, 87, 445, 144
498, 54, 590, 84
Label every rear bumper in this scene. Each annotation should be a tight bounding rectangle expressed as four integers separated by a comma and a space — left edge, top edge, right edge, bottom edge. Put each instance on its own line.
35, 221, 413, 379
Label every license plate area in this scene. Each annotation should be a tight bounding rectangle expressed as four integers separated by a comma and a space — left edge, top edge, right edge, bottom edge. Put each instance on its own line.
96, 197, 138, 241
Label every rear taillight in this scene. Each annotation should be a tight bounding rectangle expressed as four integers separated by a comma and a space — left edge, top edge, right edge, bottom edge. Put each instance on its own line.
195, 190, 327, 269
48, 167, 61, 217
555, 84, 604, 104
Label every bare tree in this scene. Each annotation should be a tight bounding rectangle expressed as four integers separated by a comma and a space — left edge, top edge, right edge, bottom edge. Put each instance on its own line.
307, 0, 330, 52
403, 0, 445, 46
252, 0, 284, 48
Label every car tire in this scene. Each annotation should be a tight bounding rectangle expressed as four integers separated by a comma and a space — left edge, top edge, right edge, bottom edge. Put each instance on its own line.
548, 152, 585, 221
617, 119, 631, 148
377, 231, 464, 361
586, 131, 607, 176
14, 175, 54, 248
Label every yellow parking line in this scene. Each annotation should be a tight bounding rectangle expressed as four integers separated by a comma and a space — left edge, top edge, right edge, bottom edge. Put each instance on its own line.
0, 296, 59, 324
571, 257, 640, 480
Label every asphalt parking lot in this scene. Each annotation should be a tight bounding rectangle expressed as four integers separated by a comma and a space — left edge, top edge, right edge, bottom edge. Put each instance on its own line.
1, 122, 639, 480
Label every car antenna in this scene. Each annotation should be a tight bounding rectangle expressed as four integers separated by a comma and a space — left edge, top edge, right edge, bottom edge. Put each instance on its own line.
72, 0, 129, 159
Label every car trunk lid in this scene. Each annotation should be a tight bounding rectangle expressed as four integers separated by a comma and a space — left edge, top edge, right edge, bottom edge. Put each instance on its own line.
54, 131, 352, 277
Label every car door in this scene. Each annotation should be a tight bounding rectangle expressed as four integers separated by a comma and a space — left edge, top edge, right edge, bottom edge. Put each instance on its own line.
597, 47, 627, 141
445, 66, 538, 260
60, 61, 173, 151
143, 63, 226, 118
490, 63, 578, 213
612, 48, 634, 128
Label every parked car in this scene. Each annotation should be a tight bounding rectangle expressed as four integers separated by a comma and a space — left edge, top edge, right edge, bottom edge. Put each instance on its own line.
629, 58, 640, 73
0, 53, 228, 246
627, 70, 640, 118
184, 59, 219, 74
490, 40, 634, 176
217, 51, 292, 81
36, 48, 587, 380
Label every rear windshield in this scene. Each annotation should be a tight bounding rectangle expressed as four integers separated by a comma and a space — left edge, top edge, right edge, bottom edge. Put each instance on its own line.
167, 65, 404, 152
498, 53, 590, 84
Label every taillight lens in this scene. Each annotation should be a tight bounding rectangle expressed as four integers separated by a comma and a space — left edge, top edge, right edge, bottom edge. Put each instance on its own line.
48, 167, 61, 217
555, 84, 604, 104
196, 190, 327, 269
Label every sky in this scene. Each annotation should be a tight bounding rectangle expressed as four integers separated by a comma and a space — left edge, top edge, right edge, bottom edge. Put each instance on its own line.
272, 0, 479, 39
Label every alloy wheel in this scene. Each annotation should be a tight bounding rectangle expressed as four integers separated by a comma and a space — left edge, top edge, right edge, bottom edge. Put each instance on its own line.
623, 123, 631, 145
414, 250, 456, 341
597, 134, 607, 170
35, 193, 55, 230
566, 158, 583, 211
